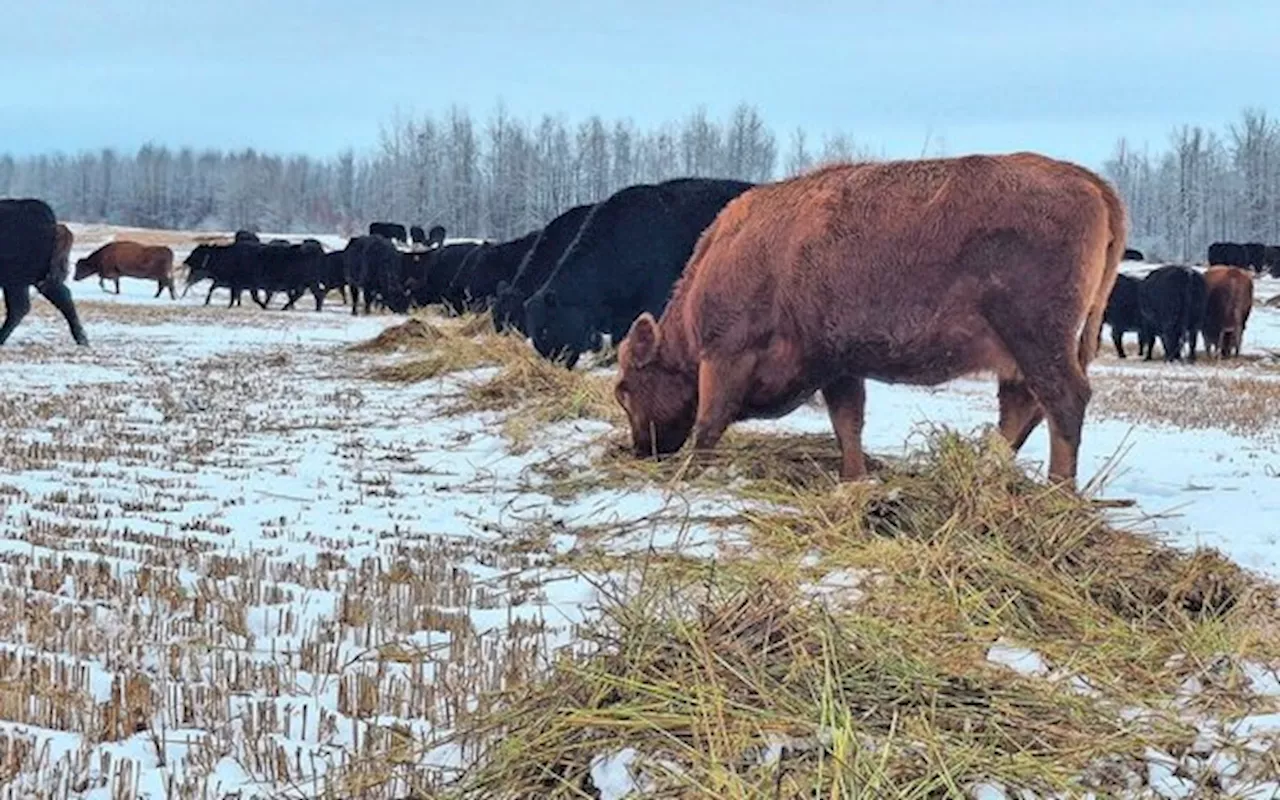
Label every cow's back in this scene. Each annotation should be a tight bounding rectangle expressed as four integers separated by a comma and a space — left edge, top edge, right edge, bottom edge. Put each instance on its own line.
667, 154, 1118, 380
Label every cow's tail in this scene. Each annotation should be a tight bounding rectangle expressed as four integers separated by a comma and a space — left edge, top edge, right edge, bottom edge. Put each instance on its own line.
1078, 175, 1127, 371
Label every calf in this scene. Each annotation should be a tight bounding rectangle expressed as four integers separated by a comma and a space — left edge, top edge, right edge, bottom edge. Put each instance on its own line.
443, 227, 540, 313
525, 177, 755, 367
1202, 266, 1254, 358
320, 250, 348, 306
613, 153, 1126, 488
1137, 265, 1207, 362
1101, 272, 1145, 358
0, 199, 88, 346
75, 241, 177, 299
493, 202, 596, 334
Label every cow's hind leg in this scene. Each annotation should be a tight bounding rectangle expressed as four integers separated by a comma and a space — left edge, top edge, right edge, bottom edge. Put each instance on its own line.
691, 353, 758, 452
986, 302, 1092, 488
153, 280, 163, 299
822, 376, 868, 480
0, 286, 32, 345
36, 282, 89, 346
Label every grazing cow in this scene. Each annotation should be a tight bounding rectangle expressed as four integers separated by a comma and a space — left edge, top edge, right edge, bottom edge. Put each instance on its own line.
234, 230, 260, 243
1101, 272, 1145, 358
1137, 265, 1208, 362
184, 242, 259, 307
410, 225, 426, 246
493, 203, 596, 334
368, 222, 408, 244
1208, 242, 1247, 269
1243, 242, 1267, 273
1202, 266, 1254, 358
0, 199, 88, 346
75, 241, 177, 299
403, 241, 485, 310
1266, 245, 1280, 278
613, 153, 1126, 488
525, 177, 756, 367
345, 235, 409, 315
1123, 248, 1145, 262
442, 227, 541, 312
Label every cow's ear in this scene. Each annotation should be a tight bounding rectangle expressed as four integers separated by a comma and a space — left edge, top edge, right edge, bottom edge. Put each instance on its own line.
628, 312, 659, 367
543, 289, 558, 308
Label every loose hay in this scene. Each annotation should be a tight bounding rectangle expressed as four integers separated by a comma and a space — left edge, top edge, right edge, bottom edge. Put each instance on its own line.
349, 316, 447, 353
382, 432, 1280, 799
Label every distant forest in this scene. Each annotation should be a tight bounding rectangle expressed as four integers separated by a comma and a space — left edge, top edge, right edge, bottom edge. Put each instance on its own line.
2, 103, 1278, 262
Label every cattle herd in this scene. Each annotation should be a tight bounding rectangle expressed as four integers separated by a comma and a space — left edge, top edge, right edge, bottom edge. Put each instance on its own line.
0, 151, 1275, 489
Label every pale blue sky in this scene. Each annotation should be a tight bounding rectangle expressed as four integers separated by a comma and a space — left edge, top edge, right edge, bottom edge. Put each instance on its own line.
2, 0, 1274, 168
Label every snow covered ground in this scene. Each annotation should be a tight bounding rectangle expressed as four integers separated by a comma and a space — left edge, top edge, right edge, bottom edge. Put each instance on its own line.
1, 231, 1279, 797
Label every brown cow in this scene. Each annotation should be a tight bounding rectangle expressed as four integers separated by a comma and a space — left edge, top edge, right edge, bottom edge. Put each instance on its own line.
1201, 266, 1253, 358
613, 152, 1126, 489
74, 241, 177, 299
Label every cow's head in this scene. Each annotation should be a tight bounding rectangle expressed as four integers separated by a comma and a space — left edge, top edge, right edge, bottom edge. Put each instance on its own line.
72, 257, 95, 281
183, 246, 214, 285
524, 288, 600, 369
614, 312, 697, 457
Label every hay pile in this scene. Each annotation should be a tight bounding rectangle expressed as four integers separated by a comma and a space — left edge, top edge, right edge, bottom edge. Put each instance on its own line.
345, 318, 1280, 798
421, 435, 1278, 799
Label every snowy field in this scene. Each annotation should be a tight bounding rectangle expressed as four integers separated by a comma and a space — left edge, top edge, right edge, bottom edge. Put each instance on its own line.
0, 224, 1278, 797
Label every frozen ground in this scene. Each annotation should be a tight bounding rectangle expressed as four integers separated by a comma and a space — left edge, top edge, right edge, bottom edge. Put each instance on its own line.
1, 233, 1279, 797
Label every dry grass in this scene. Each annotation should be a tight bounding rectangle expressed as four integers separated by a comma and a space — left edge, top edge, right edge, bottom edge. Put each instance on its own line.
417, 432, 1280, 799
1092, 369, 1280, 436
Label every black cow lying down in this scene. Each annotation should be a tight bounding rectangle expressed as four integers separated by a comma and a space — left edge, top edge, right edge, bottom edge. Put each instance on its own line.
0, 198, 88, 346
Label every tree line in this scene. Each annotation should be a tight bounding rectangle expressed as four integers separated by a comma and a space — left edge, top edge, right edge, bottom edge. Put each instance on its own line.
0, 103, 869, 242
2, 103, 1276, 259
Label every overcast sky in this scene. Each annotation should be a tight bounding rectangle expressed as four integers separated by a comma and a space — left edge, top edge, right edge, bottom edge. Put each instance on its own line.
2, 0, 1274, 168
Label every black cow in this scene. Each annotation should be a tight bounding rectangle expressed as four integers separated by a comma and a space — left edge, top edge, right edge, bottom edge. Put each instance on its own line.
254, 240, 328, 311
1122, 248, 1145, 262
345, 235, 409, 315
442, 228, 541, 313
493, 203, 596, 334
1266, 245, 1280, 278
1138, 265, 1208, 363
184, 242, 258, 307
403, 241, 485, 310
234, 230, 260, 243
1208, 242, 1247, 269
409, 225, 426, 246
427, 225, 446, 248
523, 177, 756, 368
0, 199, 88, 346
1243, 242, 1267, 273
320, 250, 349, 305
1101, 273, 1145, 358
369, 222, 408, 244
